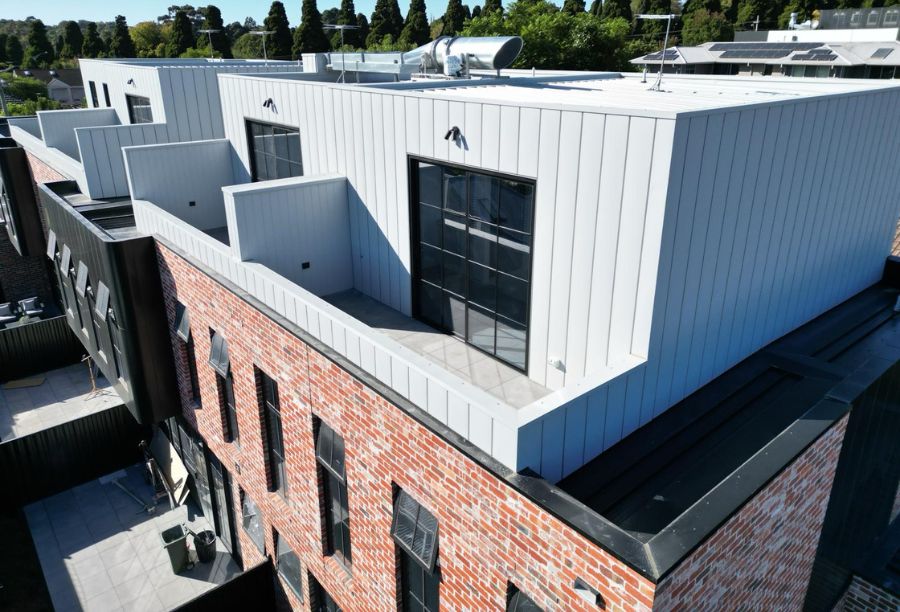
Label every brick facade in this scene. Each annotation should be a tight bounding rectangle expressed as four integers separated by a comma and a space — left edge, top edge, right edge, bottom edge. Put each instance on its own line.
156, 242, 656, 612
653, 414, 849, 611
834, 575, 900, 612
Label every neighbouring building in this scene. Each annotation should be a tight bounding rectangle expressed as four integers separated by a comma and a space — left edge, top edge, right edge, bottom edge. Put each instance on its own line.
14, 68, 87, 106
7, 41, 900, 611
633, 5, 900, 79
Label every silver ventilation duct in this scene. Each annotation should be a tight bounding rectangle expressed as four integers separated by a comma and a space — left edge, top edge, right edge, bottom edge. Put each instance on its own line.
402, 36, 524, 71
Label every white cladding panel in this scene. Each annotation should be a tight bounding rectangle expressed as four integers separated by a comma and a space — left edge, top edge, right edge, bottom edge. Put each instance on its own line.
520, 88, 900, 481
79, 62, 165, 125
76, 123, 171, 199
37, 108, 118, 161
218, 76, 676, 394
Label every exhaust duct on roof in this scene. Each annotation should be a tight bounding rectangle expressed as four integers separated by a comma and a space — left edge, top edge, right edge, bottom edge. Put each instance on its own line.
403, 36, 524, 71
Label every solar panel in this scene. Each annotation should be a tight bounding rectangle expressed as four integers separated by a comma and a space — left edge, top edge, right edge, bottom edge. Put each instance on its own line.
720, 49, 792, 59
642, 50, 678, 61
709, 42, 821, 52
871, 48, 894, 59
791, 53, 838, 61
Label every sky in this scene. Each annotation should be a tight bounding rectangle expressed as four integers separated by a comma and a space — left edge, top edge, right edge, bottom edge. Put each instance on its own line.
0, 0, 386, 28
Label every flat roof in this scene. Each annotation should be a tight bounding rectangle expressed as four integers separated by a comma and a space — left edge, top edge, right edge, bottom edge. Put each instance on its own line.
79, 58, 296, 69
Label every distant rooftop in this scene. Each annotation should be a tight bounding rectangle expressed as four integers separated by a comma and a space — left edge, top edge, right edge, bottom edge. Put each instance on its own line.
80, 57, 297, 69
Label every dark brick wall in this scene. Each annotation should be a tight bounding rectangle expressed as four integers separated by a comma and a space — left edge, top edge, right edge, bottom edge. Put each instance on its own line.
835, 575, 900, 611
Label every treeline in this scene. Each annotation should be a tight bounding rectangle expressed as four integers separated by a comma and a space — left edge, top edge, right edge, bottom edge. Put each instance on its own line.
0, 0, 890, 71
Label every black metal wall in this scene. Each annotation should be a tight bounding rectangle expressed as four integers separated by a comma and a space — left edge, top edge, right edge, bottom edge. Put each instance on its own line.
0, 403, 149, 506
174, 561, 275, 612
0, 138, 45, 257
0, 315, 85, 382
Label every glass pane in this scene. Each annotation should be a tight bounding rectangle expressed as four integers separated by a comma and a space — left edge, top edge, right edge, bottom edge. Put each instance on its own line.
443, 293, 465, 337
467, 263, 495, 310
265, 154, 277, 180
418, 204, 442, 247
467, 305, 495, 354
287, 133, 301, 164
499, 179, 533, 233
443, 168, 466, 213
262, 127, 275, 153
442, 252, 465, 297
276, 158, 291, 180
418, 163, 442, 207
469, 173, 498, 223
442, 214, 466, 256
418, 282, 442, 328
497, 229, 531, 281
424, 569, 440, 612
468, 220, 497, 268
274, 130, 289, 159
496, 274, 528, 324
496, 318, 527, 370
419, 244, 441, 286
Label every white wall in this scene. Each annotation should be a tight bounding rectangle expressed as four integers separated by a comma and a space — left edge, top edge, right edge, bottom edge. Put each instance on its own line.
124, 139, 235, 230
767, 27, 899, 42
79, 61, 164, 125
520, 88, 900, 480
224, 174, 354, 297
76, 123, 171, 199
37, 108, 118, 161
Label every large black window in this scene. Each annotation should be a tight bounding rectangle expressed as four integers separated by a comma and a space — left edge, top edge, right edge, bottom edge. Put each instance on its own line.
275, 530, 303, 600
392, 489, 440, 612
240, 488, 266, 554
88, 81, 98, 107
315, 419, 351, 564
507, 584, 543, 611
411, 159, 535, 371
209, 331, 238, 443
102, 83, 111, 107
126, 95, 153, 124
259, 370, 287, 496
309, 574, 342, 612
246, 120, 302, 182
175, 303, 201, 404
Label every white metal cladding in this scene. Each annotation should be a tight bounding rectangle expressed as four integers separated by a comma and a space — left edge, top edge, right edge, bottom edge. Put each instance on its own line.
37, 108, 119, 161
520, 88, 900, 481
75, 123, 171, 198
216, 75, 677, 394
223, 175, 355, 297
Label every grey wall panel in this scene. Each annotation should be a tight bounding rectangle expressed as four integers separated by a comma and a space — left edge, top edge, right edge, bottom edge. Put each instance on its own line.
38, 108, 119, 160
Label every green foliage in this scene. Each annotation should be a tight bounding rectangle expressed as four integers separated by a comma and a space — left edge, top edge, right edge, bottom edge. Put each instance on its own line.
442, 0, 468, 35
472, 5, 482, 17
601, 0, 631, 21
562, 0, 586, 14
682, 0, 722, 14
82, 22, 105, 58
202, 5, 232, 58
356, 13, 370, 44
179, 46, 220, 58
331, 0, 361, 48
482, 0, 503, 15
167, 10, 195, 57
131, 22, 164, 58
23, 19, 55, 67
681, 9, 733, 45
109, 15, 136, 58
4, 76, 47, 101
264, 1, 294, 59
232, 32, 264, 58
4, 96, 61, 116
368, 0, 404, 47
58, 21, 84, 59
5, 36, 23, 66
294, 0, 332, 55
400, 0, 431, 47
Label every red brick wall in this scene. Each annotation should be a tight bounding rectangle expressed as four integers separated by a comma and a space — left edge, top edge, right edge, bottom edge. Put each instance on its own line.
653, 414, 849, 611
156, 242, 656, 612
835, 575, 900, 611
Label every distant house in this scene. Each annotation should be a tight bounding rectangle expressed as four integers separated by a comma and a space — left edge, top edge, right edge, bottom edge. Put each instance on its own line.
14, 68, 85, 106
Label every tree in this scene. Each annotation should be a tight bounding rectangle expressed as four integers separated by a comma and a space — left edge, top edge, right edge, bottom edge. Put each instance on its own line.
562, 0, 586, 14
131, 22, 164, 57
58, 21, 84, 59
81, 22, 105, 58
6, 36, 24, 66
264, 1, 294, 59
232, 32, 264, 58
601, 0, 632, 21
368, 0, 404, 46
5, 76, 47, 101
681, 8, 733, 45
23, 19, 54, 67
482, 0, 503, 15
109, 15, 136, 57
201, 5, 232, 57
472, 5, 482, 17
167, 10, 195, 57
294, 0, 331, 55
331, 0, 361, 48
225, 21, 248, 42
0, 34, 7, 63
682, 0, 722, 14
400, 0, 431, 47
356, 13, 370, 45
442, 0, 468, 35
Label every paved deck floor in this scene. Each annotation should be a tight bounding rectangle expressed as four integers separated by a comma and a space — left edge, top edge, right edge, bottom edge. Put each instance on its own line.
25, 465, 241, 612
0, 363, 122, 442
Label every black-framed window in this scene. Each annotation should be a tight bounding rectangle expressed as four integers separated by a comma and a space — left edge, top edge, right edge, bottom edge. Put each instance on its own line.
411, 159, 535, 371
102, 83, 111, 107
274, 530, 303, 600
246, 120, 302, 182
309, 574, 342, 612
240, 488, 266, 555
175, 303, 201, 404
507, 584, 543, 611
392, 488, 440, 612
88, 81, 98, 107
209, 330, 237, 442
0, 182, 13, 237
315, 419, 351, 564
259, 370, 287, 496
126, 94, 153, 124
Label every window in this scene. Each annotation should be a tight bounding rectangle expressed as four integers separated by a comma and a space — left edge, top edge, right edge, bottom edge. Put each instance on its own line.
240, 488, 266, 554
411, 159, 535, 371
246, 120, 302, 182
108, 311, 127, 381
507, 584, 543, 611
0, 182, 13, 237
886, 10, 900, 27
209, 331, 238, 442
392, 489, 440, 612
88, 81, 98, 107
309, 574, 342, 612
126, 95, 153, 124
315, 419, 351, 564
175, 303, 201, 404
102, 83, 111, 107
275, 531, 303, 600
259, 370, 287, 496
75, 261, 94, 344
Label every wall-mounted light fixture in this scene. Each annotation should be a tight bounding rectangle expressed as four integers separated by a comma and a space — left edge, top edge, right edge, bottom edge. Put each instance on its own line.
262, 98, 275, 109
126, 78, 135, 86
444, 126, 461, 143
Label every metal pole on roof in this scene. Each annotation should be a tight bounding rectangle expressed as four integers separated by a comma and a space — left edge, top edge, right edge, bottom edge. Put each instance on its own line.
250, 31, 275, 65
637, 14, 676, 92
197, 29, 221, 59
324, 24, 361, 83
